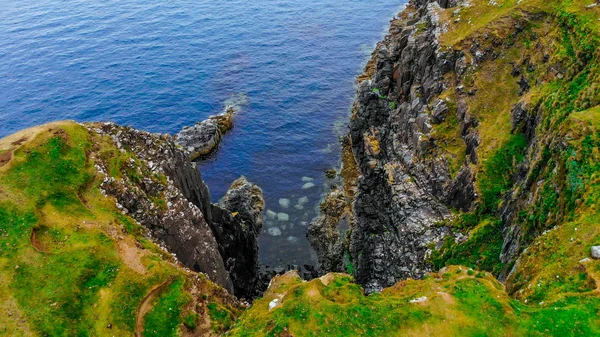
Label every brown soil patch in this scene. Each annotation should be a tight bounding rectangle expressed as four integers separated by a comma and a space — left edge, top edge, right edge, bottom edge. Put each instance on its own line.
11, 137, 28, 146
30, 228, 48, 253
0, 151, 12, 167
319, 273, 336, 286
135, 277, 174, 337
437, 292, 455, 304
118, 240, 148, 275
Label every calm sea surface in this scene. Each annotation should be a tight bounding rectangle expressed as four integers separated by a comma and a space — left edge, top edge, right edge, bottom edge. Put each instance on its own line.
0, 0, 405, 267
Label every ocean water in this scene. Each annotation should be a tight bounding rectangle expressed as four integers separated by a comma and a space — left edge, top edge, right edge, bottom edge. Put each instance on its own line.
0, 0, 405, 267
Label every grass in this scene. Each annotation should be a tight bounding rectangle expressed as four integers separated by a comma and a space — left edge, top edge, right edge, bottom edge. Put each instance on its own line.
227, 268, 600, 336
208, 302, 236, 333
0, 122, 235, 336
478, 133, 528, 212
143, 278, 190, 337
433, 218, 506, 274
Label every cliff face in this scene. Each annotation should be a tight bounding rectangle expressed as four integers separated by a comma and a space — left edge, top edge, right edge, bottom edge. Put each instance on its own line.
310, 0, 600, 298
349, 0, 462, 292
89, 122, 264, 299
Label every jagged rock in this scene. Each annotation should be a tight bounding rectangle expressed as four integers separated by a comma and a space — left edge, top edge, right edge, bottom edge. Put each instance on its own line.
211, 177, 265, 298
175, 108, 234, 160
91, 123, 265, 298
91, 123, 233, 293
347, 0, 466, 293
307, 190, 347, 273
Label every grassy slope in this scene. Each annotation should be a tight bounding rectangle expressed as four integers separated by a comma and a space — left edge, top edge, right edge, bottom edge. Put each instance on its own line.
0, 122, 240, 336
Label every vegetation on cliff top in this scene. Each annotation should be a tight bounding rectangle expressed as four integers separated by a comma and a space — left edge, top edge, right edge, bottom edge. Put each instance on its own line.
0, 122, 241, 336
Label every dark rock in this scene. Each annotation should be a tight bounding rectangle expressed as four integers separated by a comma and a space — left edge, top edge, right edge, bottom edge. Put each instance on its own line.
343, 0, 478, 293
517, 75, 530, 95
307, 190, 348, 273
90, 123, 264, 298
210, 177, 265, 298
325, 169, 338, 179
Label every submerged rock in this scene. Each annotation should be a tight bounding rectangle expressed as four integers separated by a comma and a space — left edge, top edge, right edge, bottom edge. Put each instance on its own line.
279, 198, 290, 208
277, 212, 289, 221
268, 227, 282, 236
302, 182, 315, 189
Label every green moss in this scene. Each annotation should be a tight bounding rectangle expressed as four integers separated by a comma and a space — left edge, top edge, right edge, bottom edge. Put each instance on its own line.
433, 218, 505, 275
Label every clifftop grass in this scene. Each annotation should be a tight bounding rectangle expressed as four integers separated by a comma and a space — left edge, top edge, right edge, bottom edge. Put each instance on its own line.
228, 269, 600, 336
0, 122, 240, 336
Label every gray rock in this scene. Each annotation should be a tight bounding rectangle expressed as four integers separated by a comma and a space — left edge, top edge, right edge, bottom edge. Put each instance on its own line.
175, 109, 234, 160
307, 190, 347, 273
268, 227, 282, 237
592, 246, 600, 259
92, 123, 233, 293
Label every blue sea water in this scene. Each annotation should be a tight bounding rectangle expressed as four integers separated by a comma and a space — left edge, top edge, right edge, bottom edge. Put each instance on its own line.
0, 0, 405, 267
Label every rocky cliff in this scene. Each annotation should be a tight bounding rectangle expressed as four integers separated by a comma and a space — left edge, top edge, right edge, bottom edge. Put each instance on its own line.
89, 122, 264, 299
311, 0, 600, 299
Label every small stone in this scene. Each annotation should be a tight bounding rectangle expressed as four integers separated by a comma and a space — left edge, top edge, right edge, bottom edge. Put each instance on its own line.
279, 198, 290, 208
301, 176, 314, 182
409, 296, 427, 303
591, 246, 600, 259
302, 182, 315, 190
107, 323, 112, 329
277, 213, 289, 221
287, 236, 298, 243
267, 227, 282, 237
579, 257, 591, 264
268, 298, 279, 310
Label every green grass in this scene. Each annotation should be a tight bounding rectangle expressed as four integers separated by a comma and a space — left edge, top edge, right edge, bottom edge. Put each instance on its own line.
478, 133, 528, 212
208, 301, 236, 333
143, 278, 190, 337
227, 268, 600, 337
433, 218, 505, 274
2, 127, 92, 213
0, 122, 232, 337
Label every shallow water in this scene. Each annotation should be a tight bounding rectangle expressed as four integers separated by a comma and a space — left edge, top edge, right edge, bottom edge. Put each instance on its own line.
0, 0, 405, 267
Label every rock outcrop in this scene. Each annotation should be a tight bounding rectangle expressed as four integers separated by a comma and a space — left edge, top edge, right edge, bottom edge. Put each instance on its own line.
210, 177, 265, 298
90, 122, 263, 298
307, 189, 348, 273
176, 108, 234, 160
347, 0, 466, 293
